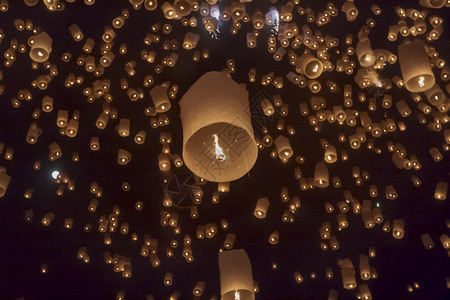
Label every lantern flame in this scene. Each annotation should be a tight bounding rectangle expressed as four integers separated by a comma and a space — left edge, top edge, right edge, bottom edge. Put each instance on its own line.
418, 76, 425, 87
234, 290, 240, 300
213, 134, 226, 162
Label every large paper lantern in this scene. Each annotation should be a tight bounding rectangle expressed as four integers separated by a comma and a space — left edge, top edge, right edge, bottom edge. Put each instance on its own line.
180, 72, 258, 182
219, 249, 255, 300
398, 41, 435, 92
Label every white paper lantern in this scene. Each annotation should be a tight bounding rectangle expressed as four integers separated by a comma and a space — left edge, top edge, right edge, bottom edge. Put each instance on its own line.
219, 249, 255, 300
180, 72, 258, 182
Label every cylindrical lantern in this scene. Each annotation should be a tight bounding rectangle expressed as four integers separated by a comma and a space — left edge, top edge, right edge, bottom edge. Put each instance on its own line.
296, 53, 323, 79
421, 233, 435, 250
118, 149, 132, 165
324, 145, 337, 163
356, 39, 375, 67
180, 72, 258, 182
314, 161, 329, 188
398, 41, 435, 92
268, 231, 279, 245
339, 259, 357, 289
419, 0, 445, 8
41, 212, 55, 226
274, 135, 293, 160
434, 181, 448, 200
150, 82, 171, 113
393, 219, 405, 239
219, 249, 255, 300
28, 31, 52, 62
0, 171, 11, 197
254, 197, 269, 218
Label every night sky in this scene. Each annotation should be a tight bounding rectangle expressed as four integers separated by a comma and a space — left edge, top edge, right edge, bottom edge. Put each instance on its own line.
0, 0, 449, 299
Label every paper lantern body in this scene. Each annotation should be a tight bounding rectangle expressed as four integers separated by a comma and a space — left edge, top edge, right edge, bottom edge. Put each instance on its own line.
180, 72, 258, 182
314, 161, 329, 187
0, 171, 11, 197
419, 0, 445, 8
150, 82, 171, 113
296, 53, 323, 79
356, 39, 376, 67
219, 249, 255, 300
29, 31, 52, 63
398, 41, 435, 92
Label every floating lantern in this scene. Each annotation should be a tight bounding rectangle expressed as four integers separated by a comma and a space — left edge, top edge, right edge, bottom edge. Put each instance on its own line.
434, 181, 447, 200
180, 72, 258, 182
296, 53, 323, 79
398, 41, 435, 92
314, 161, 329, 188
28, 31, 52, 63
338, 258, 357, 289
0, 171, 11, 197
421, 233, 435, 250
419, 0, 446, 8
393, 219, 405, 239
356, 39, 375, 67
254, 197, 270, 218
219, 249, 254, 300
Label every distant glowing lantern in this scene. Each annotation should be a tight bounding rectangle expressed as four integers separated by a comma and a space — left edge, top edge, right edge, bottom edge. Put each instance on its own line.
28, 31, 52, 62
398, 41, 435, 92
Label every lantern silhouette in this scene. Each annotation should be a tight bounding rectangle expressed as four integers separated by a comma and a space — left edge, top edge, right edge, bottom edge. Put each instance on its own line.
219, 249, 255, 300
180, 72, 258, 182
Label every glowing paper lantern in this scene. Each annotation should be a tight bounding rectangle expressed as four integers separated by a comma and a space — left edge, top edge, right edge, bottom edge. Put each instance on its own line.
28, 31, 52, 63
254, 197, 269, 218
419, 0, 445, 8
219, 249, 255, 300
314, 161, 329, 188
180, 72, 258, 182
274, 135, 293, 160
296, 53, 323, 79
150, 82, 171, 113
421, 233, 435, 250
0, 171, 11, 197
338, 258, 357, 289
398, 41, 435, 92
356, 39, 376, 67
393, 219, 405, 239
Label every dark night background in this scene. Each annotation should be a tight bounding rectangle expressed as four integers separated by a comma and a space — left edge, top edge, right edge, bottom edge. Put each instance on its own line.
0, 0, 449, 299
